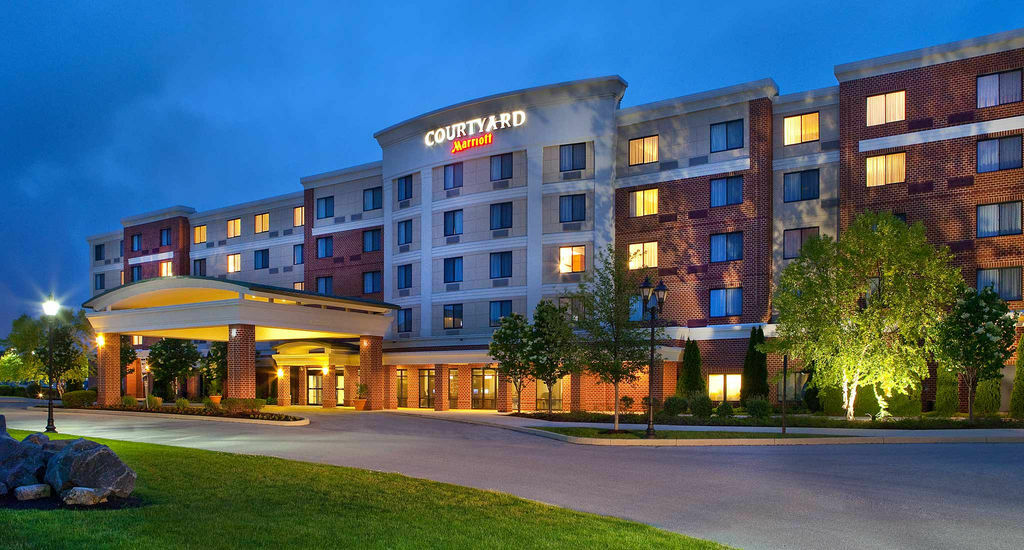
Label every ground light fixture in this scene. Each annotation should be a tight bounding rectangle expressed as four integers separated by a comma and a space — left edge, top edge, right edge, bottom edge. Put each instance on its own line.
639, 277, 668, 438
42, 294, 60, 433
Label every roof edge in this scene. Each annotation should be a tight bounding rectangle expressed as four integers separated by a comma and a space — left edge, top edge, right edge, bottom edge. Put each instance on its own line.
616, 78, 778, 126
121, 206, 196, 227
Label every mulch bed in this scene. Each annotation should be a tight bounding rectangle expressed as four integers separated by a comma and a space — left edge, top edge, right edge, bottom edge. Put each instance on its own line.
0, 494, 145, 511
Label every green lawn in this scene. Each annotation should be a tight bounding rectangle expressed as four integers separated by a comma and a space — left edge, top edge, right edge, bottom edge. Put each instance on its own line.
0, 430, 726, 550
536, 427, 844, 439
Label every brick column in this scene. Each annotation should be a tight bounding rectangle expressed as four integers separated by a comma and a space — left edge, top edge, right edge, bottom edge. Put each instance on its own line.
96, 332, 121, 406
569, 372, 583, 412
186, 374, 199, 399
225, 324, 256, 399
361, 335, 385, 410
277, 365, 291, 406
323, 366, 337, 408
298, 367, 308, 405
344, 366, 358, 406
497, 372, 511, 412
434, 364, 449, 411
385, 365, 397, 409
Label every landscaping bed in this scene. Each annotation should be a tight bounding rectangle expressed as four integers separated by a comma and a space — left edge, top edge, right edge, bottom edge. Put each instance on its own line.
534, 427, 843, 439
70, 405, 304, 422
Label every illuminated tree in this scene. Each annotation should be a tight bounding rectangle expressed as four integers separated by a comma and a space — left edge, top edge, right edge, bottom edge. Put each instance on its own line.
1, 308, 92, 392
527, 300, 580, 414
488, 313, 533, 413
147, 338, 201, 398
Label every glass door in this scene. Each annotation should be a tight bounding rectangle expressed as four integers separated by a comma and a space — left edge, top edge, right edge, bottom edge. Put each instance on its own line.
536, 377, 563, 411
397, 369, 408, 407
472, 368, 497, 409
307, 372, 323, 406
336, 372, 344, 404
449, 371, 458, 409
418, 369, 434, 408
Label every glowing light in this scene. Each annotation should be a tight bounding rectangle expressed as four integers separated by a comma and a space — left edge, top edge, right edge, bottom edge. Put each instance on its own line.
276, 368, 284, 378
96, 335, 105, 347
42, 297, 60, 316
424, 110, 526, 147
322, 366, 329, 375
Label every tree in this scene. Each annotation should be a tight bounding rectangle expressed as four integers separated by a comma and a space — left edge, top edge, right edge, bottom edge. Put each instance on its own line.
200, 341, 228, 395
934, 286, 1015, 420
120, 335, 138, 380
1010, 335, 1024, 420
527, 300, 580, 413
767, 212, 960, 420
571, 246, 655, 430
488, 313, 533, 413
1, 308, 93, 392
37, 324, 89, 396
147, 339, 201, 398
0, 349, 29, 383
677, 339, 704, 397
740, 326, 769, 405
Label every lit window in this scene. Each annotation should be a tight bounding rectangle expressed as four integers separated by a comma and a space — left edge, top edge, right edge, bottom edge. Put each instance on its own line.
866, 153, 905, 187
710, 288, 742, 317
977, 136, 1022, 173
120, 271, 124, 285
977, 202, 1022, 238
443, 162, 463, 189
628, 135, 659, 166
316, 196, 334, 219
363, 187, 383, 211
559, 195, 586, 223
227, 253, 241, 273
710, 120, 743, 152
396, 175, 414, 201
710, 176, 742, 207
293, 281, 304, 291
558, 246, 586, 273
254, 213, 269, 234
227, 218, 241, 238
159, 261, 173, 277
132, 335, 143, 346
489, 300, 512, 326
783, 227, 819, 259
559, 143, 586, 171
293, 206, 304, 227
783, 170, 820, 202
710, 232, 742, 262
443, 304, 463, 329
490, 153, 513, 181
629, 188, 658, 217
193, 225, 207, 244
978, 267, 1022, 301
708, 374, 742, 402
397, 309, 413, 333
866, 91, 905, 126
783, 112, 819, 145
627, 242, 658, 269
977, 70, 1021, 108
363, 229, 382, 252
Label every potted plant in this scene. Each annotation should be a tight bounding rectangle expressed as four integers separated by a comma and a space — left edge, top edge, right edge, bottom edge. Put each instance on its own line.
207, 377, 223, 405
352, 383, 369, 410
201, 342, 227, 405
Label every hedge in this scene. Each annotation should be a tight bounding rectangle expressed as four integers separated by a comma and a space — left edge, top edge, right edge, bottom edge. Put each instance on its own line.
61, 390, 97, 408
820, 384, 921, 417
973, 379, 1002, 416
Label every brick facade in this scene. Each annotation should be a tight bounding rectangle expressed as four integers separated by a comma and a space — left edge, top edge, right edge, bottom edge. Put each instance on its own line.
96, 332, 121, 406
302, 189, 385, 299
122, 216, 191, 281
360, 335, 387, 409
277, 366, 291, 406
225, 324, 256, 399
322, 366, 337, 408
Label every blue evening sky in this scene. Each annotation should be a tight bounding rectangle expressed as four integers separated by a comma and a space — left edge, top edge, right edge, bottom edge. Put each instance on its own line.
1, 1, 1022, 331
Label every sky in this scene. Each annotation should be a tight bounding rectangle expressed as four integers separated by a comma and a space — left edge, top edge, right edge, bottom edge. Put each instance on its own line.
1, 1, 1022, 333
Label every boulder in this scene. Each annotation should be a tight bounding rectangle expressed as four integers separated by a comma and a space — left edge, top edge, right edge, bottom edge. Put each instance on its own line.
0, 481, 7, 496
0, 413, 6, 433
45, 439, 135, 498
1, 434, 48, 488
14, 483, 51, 501
61, 486, 108, 506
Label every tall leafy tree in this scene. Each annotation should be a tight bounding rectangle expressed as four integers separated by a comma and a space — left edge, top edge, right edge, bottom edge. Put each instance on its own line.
677, 339, 704, 397
488, 312, 533, 413
571, 246, 656, 430
148, 338, 201, 397
934, 286, 1015, 420
527, 300, 580, 413
1, 308, 92, 392
37, 324, 89, 395
740, 326, 769, 404
767, 212, 960, 420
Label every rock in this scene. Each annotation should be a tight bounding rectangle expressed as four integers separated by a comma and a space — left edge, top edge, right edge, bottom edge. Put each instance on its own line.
14, 483, 51, 501
61, 486, 108, 506
0, 414, 6, 433
0, 481, 7, 496
1, 435, 47, 488
45, 439, 135, 498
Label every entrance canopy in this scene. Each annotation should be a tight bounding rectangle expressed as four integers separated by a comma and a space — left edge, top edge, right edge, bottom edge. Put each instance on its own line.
83, 276, 397, 341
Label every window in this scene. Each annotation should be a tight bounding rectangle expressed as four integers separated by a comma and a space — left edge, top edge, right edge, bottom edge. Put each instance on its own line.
396, 175, 413, 201
559, 194, 586, 223
977, 202, 1022, 238
559, 246, 586, 273
131, 265, 142, 282
227, 254, 241, 273
783, 112, 819, 145
977, 70, 1022, 108
865, 152, 905, 187
316, 196, 334, 219
710, 288, 742, 317
708, 374, 742, 402
227, 218, 241, 238
490, 251, 512, 278
93, 244, 105, 261
443, 304, 463, 329
866, 91, 905, 126
629, 188, 658, 217
131, 234, 141, 252
363, 229, 381, 252
254, 212, 269, 233
627, 242, 658, 269
397, 309, 413, 333
490, 153, 513, 181
977, 136, 1022, 173
443, 210, 463, 236
559, 296, 584, 322
710, 119, 743, 152
363, 187, 383, 211
710, 176, 743, 207
254, 249, 269, 270
559, 143, 586, 171
489, 300, 512, 326
316, 237, 332, 258
192, 258, 206, 276
160, 228, 172, 246
159, 260, 173, 277
293, 281, 304, 291
397, 264, 412, 289
293, 244, 304, 265
193, 225, 207, 244
316, 276, 333, 295
131, 335, 143, 346
628, 135, 659, 165
978, 267, 1022, 301
397, 220, 413, 245
443, 257, 463, 283
94, 273, 105, 291
363, 271, 382, 293
443, 162, 463, 189
293, 206, 304, 227
710, 232, 743, 262
783, 170, 820, 202
490, 202, 513, 230
783, 227, 819, 259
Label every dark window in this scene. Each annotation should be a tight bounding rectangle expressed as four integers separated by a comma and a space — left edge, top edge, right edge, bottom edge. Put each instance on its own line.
489, 300, 512, 326
363, 229, 382, 252
558, 194, 586, 222
397, 309, 413, 333
443, 304, 463, 329
444, 162, 463, 189
131, 234, 141, 252
131, 265, 142, 282
710, 176, 743, 207
978, 267, 1022, 301
490, 153, 513, 181
710, 119, 744, 152
710, 232, 743, 262
254, 249, 269, 270
977, 136, 1022, 173
783, 170, 820, 202
94, 244, 104, 261
119, 240, 124, 257
783, 227, 820, 259
444, 210, 463, 236
977, 202, 1022, 237
977, 70, 1022, 108
444, 257, 463, 283
316, 196, 334, 219
559, 143, 587, 171
160, 228, 172, 246
316, 236, 333, 258
490, 202, 513, 230
710, 288, 742, 317
94, 273, 105, 291
363, 187, 383, 211
293, 244, 304, 265
316, 276, 333, 295
397, 220, 413, 245
397, 264, 412, 289
362, 271, 382, 293
192, 258, 206, 276
396, 175, 413, 201
490, 251, 512, 278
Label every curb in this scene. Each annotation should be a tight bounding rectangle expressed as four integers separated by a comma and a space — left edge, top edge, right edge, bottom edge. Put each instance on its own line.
26, 406, 310, 426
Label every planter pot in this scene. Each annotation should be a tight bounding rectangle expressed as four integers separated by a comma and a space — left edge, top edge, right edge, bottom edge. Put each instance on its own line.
353, 398, 368, 411
209, 395, 222, 405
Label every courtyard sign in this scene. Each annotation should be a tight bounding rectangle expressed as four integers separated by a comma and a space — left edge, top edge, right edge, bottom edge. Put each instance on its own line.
424, 110, 526, 150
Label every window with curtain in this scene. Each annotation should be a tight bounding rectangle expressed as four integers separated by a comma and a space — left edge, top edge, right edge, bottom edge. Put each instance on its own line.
397, 264, 412, 289
708, 374, 742, 402
710, 232, 743, 262
293, 244, 303, 265
227, 218, 241, 238
193, 225, 207, 244
316, 276, 333, 295
131, 234, 141, 251
559, 143, 587, 171
254, 212, 269, 233
490, 153, 513, 181
977, 201, 1022, 238
443, 257, 463, 283
977, 136, 1022, 173
316, 196, 334, 219
131, 266, 142, 281
628, 295, 655, 322
397, 219, 412, 245
866, 91, 905, 126
293, 282, 304, 291
396, 175, 413, 201
316, 236, 332, 258
443, 162, 463, 189
444, 210, 463, 236
977, 267, 1022, 301
94, 273, 104, 290
977, 70, 1022, 108
227, 254, 241, 273
490, 251, 512, 279
443, 304, 463, 329
783, 112, 819, 145
558, 246, 585, 273
783, 169, 820, 202
783, 227, 820, 259
489, 300, 512, 326
490, 202, 513, 230
363, 187, 383, 211
627, 242, 658, 269
362, 271, 382, 294
629, 188, 658, 217
253, 249, 269, 270
710, 120, 744, 152
160, 228, 172, 246
628, 135, 659, 165
710, 288, 742, 317
293, 206, 305, 227
865, 152, 905, 186
397, 309, 412, 333
363, 229, 381, 252
558, 194, 586, 222
710, 176, 743, 207
159, 260, 173, 276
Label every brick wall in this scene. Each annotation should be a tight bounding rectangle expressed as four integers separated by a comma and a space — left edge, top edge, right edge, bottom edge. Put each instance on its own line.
302, 188, 384, 299
122, 216, 191, 281
96, 332, 121, 406
225, 324, 256, 399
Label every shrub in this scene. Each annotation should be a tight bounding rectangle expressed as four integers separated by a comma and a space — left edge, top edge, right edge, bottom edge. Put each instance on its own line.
641, 396, 661, 412
935, 367, 959, 417
716, 401, 735, 417
121, 395, 138, 408
740, 327, 769, 405
0, 385, 25, 397
677, 340, 704, 396
221, 398, 266, 414
357, 383, 369, 399
267, 396, 277, 406
974, 378, 1002, 416
203, 396, 219, 410
65, 380, 85, 392
175, 398, 190, 410
745, 396, 772, 419
145, 395, 163, 409
689, 392, 713, 419
26, 382, 42, 398
662, 396, 687, 416
1010, 337, 1024, 419
802, 370, 821, 412
619, 395, 634, 412
61, 390, 97, 408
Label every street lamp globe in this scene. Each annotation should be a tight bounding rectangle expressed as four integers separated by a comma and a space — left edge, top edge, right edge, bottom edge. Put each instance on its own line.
42, 296, 60, 316
639, 276, 653, 302
654, 280, 669, 308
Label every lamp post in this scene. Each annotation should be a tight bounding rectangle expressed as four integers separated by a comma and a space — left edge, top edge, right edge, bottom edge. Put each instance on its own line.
640, 277, 669, 439
42, 295, 60, 433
